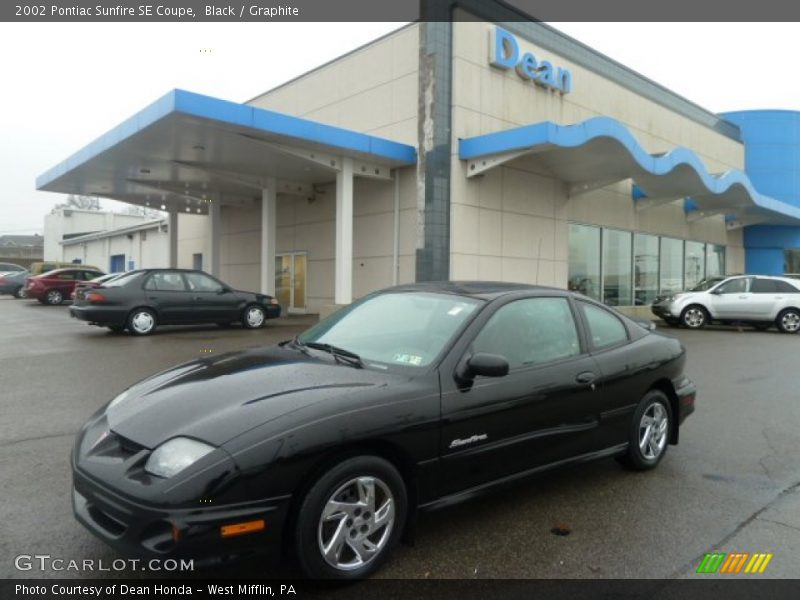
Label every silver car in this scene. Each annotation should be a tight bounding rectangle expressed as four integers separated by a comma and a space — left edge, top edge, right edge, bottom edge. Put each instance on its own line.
651, 275, 800, 333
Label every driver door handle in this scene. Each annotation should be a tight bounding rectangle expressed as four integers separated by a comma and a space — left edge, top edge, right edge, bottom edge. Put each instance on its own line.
575, 371, 597, 385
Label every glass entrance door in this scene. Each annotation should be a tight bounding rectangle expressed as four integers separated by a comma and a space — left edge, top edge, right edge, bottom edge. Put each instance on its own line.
275, 253, 307, 314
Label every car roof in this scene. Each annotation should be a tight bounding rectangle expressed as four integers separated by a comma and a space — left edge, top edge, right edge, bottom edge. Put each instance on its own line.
40, 267, 102, 275
379, 280, 572, 300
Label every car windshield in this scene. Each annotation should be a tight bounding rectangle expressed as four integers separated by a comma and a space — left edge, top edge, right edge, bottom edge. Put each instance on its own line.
297, 292, 483, 370
689, 277, 725, 292
102, 271, 145, 288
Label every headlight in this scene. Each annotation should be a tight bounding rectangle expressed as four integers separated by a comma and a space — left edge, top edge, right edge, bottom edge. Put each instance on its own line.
107, 390, 130, 411
145, 437, 215, 478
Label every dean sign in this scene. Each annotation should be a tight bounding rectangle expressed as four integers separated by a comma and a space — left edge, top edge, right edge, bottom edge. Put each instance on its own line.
489, 26, 573, 94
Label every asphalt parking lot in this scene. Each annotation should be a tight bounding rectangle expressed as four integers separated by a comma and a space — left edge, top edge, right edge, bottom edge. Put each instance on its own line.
1, 296, 800, 579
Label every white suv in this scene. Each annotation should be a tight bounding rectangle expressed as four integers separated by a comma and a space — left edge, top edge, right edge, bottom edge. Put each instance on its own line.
651, 275, 800, 333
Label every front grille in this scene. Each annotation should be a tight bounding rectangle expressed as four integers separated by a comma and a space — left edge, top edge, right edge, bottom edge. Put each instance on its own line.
86, 504, 127, 536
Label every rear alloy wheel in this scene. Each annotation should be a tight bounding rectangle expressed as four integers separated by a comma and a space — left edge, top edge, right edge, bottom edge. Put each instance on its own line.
242, 305, 266, 329
295, 456, 407, 579
680, 305, 708, 329
619, 390, 672, 471
777, 308, 800, 334
45, 289, 63, 305
127, 309, 157, 336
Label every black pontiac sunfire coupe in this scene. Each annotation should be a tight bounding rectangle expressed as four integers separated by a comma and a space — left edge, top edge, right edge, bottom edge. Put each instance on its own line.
71, 282, 696, 579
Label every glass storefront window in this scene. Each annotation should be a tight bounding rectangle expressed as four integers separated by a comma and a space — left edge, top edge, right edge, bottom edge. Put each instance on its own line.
568, 224, 600, 301
706, 244, 726, 277
659, 237, 684, 294
633, 234, 659, 306
785, 249, 800, 274
602, 228, 632, 306
684, 241, 706, 290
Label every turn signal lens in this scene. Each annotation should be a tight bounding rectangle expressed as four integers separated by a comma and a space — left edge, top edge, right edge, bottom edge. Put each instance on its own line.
86, 292, 106, 303
220, 519, 265, 538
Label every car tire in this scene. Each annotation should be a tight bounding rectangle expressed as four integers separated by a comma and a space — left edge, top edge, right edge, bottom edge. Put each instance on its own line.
44, 289, 64, 305
680, 305, 708, 329
294, 456, 407, 580
618, 389, 673, 471
776, 308, 800, 334
14, 287, 25, 299
242, 305, 266, 329
127, 308, 157, 336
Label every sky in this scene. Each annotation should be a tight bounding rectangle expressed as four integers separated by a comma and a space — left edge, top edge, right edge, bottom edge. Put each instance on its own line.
1, 21, 799, 235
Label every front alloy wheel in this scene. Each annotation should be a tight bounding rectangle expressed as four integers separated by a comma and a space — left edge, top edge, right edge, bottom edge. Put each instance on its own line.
45, 289, 63, 305
619, 390, 672, 471
777, 308, 800, 334
295, 456, 407, 579
681, 305, 707, 329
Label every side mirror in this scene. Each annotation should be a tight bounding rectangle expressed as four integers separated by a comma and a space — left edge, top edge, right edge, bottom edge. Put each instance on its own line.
632, 318, 656, 331
463, 352, 509, 379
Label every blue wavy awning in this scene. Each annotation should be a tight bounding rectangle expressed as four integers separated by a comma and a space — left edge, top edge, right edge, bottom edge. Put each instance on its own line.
459, 116, 800, 226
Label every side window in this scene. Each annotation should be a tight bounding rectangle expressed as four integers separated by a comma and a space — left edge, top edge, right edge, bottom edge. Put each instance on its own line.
472, 297, 581, 369
775, 280, 799, 293
751, 279, 777, 294
716, 278, 749, 294
184, 272, 223, 293
56, 271, 76, 280
144, 272, 187, 292
580, 302, 628, 349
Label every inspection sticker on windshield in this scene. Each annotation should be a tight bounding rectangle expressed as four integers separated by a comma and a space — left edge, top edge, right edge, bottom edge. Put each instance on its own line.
393, 353, 423, 366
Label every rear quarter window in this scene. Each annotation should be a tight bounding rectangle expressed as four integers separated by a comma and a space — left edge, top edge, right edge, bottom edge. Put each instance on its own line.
579, 302, 629, 349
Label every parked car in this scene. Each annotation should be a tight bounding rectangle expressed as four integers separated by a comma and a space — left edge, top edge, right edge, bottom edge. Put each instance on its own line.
69, 269, 281, 335
28, 261, 101, 276
0, 262, 26, 273
25, 268, 105, 305
71, 272, 125, 300
651, 275, 800, 332
72, 282, 696, 578
0, 270, 29, 298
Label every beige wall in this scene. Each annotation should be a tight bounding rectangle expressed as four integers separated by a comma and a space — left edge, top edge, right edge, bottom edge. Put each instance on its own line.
449, 21, 746, 286
249, 24, 420, 147
176, 213, 209, 270
274, 169, 417, 314
219, 204, 261, 291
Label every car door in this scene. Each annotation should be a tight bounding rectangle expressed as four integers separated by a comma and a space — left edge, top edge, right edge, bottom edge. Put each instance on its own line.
748, 278, 784, 319
709, 277, 752, 319
438, 295, 604, 497
183, 272, 239, 322
54, 270, 77, 295
142, 271, 194, 323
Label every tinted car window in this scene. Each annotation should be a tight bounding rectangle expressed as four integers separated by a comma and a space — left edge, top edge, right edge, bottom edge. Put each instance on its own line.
472, 297, 581, 369
144, 272, 187, 292
104, 272, 144, 288
56, 271, 76, 280
185, 272, 223, 292
581, 302, 628, 349
751, 279, 777, 294
715, 278, 749, 294
775, 280, 800, 293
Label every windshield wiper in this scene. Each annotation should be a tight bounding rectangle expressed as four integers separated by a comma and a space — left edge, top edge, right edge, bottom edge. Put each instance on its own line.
302, 341, 363, 368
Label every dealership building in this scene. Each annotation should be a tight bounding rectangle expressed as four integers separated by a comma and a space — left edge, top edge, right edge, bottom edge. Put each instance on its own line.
36, 7, 800, 316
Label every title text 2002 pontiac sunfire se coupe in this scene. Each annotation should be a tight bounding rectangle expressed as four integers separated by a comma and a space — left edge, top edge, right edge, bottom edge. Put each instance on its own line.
72, 282, 696, 579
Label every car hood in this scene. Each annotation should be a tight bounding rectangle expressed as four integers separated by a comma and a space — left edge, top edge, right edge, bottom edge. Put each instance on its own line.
106, 345, 399, 448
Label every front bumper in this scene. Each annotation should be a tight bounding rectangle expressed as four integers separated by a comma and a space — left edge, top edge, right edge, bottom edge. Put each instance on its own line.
72, 466, 290, 564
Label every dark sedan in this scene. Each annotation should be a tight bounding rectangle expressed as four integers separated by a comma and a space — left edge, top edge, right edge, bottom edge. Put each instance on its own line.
0, 269, 29, 298
69, 269, 281, 335
71, 282, 696, 579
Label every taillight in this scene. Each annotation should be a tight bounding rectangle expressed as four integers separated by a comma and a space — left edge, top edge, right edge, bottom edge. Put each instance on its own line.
86, 292, 107, 303
0, 277, 6, 284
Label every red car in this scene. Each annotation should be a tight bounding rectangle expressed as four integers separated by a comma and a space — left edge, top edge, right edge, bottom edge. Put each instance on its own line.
26, 268, 105, 305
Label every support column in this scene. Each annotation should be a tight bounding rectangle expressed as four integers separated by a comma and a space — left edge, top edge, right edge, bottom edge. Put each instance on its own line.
168, 210, 178, 268
209, 201, 221, 277
261, 180, 277, 296
335, 157, 354, 305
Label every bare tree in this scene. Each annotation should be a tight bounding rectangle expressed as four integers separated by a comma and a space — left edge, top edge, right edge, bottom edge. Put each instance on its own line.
53, 194, 101, 212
